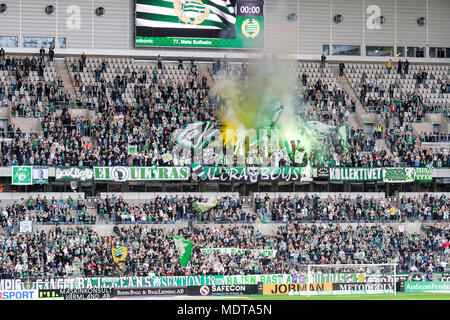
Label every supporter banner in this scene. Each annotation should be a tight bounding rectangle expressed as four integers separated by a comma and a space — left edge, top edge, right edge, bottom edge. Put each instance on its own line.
224, 274, 291, 285
0, 276, 223, 290
94, 166, 190, 181
200, 248, 277, 258
383, 168, 415, 183
414, 167, 433, 181
0, 290, 38, 300
263, 283, 333, 295
404, 281, 450, 293
199, 167, 313, 182
55, 167, 93, 181
329, 167, 382, 181
187, 284, 260, 296
11, 166, 33, 185
32, 167, 49, 184
316, 167, 330, 178
59, 288, 113, 300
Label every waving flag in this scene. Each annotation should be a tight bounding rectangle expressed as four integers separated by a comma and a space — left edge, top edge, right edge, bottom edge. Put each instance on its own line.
172, 235, 193, 267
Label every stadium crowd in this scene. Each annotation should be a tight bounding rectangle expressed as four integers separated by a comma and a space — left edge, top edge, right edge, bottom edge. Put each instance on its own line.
0, 222, 447, 279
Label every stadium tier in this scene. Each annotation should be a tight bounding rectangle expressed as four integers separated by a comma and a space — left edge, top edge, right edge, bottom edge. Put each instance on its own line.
0, 0, 449, 303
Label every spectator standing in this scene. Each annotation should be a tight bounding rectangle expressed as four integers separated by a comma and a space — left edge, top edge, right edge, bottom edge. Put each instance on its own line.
157, 55, 162, 69
39, 46, 45, 58
48, 44, 55, 61
387, 59, 392, 74
404, 59, 409, 74
397, 59, 403, 74
321, 54, 326, 68
339, 62, 345, 77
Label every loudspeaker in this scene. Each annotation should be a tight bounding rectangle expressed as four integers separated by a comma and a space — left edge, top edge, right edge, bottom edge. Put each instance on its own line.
0, 3, 7, 13
378, 16, 385, 24
333, 14, 343, 24
95, 7, 105, 16
45, 5, 54, 15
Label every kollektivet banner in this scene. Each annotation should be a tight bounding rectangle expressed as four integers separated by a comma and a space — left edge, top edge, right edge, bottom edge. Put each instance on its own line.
198, 166, 313, 182
329, 167, 382, 181
404, 281, 450, 293
200, 248, 277, 258
93, 166, 190, 181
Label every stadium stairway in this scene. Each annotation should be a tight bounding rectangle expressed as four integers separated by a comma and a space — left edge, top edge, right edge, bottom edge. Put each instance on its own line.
55, 58, 77, 100
330, 63, 392, 156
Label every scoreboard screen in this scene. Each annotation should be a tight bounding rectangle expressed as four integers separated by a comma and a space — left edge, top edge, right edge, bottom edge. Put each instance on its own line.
135, 0, 264, 48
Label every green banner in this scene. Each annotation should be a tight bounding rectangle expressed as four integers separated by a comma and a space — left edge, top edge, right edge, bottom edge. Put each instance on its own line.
414, 167, 432, 181
383, 168, 415, 183
404, 281, 450, 292
329, 167, 383, 181
93, 167, 190, 181
11, 166, 33, 185
55, 167, 94, 181
200, 248, 277, 258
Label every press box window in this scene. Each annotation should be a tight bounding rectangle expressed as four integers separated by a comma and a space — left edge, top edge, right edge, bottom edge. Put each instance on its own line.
23, 37, 55, 48
366, 46, 393, 57
322, 44, 329, 55
0, 36, 18, 48
58, 37, 66, 49
407, 47, 425, 58
396, 47, 405, 57
332, 45, 360, 56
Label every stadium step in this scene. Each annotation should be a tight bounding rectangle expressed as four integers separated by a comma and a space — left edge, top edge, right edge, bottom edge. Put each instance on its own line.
55, 58, 77, 100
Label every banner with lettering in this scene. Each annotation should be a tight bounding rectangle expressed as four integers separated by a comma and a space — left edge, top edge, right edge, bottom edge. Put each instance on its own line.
198, 167, 313, 182
93, 167, 190, 181
329, 167, 383, 181
414, 167, 432, 181
55, 167, 93, 181
200, 248, 277, 258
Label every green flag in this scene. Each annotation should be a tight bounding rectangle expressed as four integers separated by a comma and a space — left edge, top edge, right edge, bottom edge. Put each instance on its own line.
338, 124, 348, 153
193, 198, 217, 213
172, 235, 193, 267
128, 145, 138, 155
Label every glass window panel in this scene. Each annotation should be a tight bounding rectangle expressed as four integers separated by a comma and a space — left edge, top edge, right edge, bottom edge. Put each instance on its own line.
332, 45, 360, 56
0, 36, 18, 48
366, 46, 393, 56
437, 48, 445, 58
407, 47, 415, 57
416, 47, 425, 58
58, 37, 66, 49
23, 37, 55, 48
396, 46, 405, 57
447, 48, 450, 58
322, 44, 329, 55
429, 47, 436, 58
